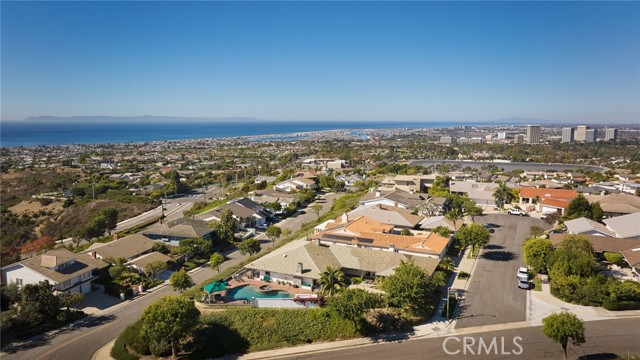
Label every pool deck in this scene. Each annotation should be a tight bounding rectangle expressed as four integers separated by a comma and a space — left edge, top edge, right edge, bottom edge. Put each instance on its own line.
227, 277, 316, 296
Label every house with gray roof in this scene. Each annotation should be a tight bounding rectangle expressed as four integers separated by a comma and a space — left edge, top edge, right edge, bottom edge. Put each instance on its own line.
359, 189, 429, 210
564, 217, 617, 237
347, 204, 424, 229
196, 197, 270, 229
1, 249, 108, 294
84, 233, 155, 261
244, 240, 439, 289
449, 180, 499, 208
603, 213, 640, 240
142, 217, 213, 246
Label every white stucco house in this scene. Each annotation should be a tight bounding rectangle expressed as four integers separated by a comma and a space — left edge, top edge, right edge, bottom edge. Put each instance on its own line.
1, 249, 108, 294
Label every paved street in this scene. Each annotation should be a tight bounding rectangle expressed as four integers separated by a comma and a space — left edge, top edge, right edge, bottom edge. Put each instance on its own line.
281, 318, 640, 360
0, 192, 342, 360
455, 214, 551, 329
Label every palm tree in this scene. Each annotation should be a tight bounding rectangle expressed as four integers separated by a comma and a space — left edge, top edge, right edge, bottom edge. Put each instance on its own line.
440, 256, 456, 271
319, 266, 346, 296
493, 182, 515, 209
445, 208, 463, 234
430, 271, 447, 288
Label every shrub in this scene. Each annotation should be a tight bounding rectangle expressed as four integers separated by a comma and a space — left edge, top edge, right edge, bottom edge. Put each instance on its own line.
602, 300, 640, 311
457, 271, 470, 279
192, 308, 356, 358
603, 252, 624, 266
350, 277, 363, 285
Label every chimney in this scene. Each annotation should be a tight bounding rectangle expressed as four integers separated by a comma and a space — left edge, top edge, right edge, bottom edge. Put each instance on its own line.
389, 244, 395, 252
394, 202, 398, 207
91, 251, 97, 258
341, 213, 348, 223
297, 262, 303, 274
375, 191, 381, 198
315, 238, 321, 246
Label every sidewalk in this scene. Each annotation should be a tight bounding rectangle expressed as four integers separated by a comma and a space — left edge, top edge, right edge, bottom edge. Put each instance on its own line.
529, 283, 640, 326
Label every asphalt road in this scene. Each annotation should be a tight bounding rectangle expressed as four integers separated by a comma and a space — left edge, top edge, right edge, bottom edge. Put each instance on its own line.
1, 192, 343, 360
283, 318, 640, 360
1, 268, 205, 360
455, 214, 551, 329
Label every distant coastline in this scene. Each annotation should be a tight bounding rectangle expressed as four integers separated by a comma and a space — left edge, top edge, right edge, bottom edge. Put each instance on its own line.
1, 120, 500, 147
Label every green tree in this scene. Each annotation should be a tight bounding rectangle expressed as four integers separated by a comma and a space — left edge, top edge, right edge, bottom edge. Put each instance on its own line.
209, 252, 225, 273
428, 176, 450, 196
400, 228, 413, 236
140, 295, 200, 358
432, 226, 451, 238
542, 311, 586, 360
431, 271, 447, 288
238, 238, 261, 256
529, 225, 545, 238
493, 182, 515, 209
319, 266, 346, 296
101, 207, 119, 233
523, 237, 554, 274
381, 261, 433, 317
563, 194, 593, 220
265, 225, 282, 246
310, 203, 323, 219
282, 228, 292, 238
169, 269, 194, 294
548, 234, 598, 280
456, 223, 490, 258
145, 261, 168, 281
152, 241, 169, 254
18, 281, 61, 326
590, 202, 603, 222
440, 256, 456, 271
59, 292, 84, 312
462, 199, 483, 220
328, 288, 382, 331
445, 208, 463, 234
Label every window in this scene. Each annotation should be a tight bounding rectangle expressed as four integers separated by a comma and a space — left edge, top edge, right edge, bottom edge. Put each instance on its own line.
62, 279, 72, 288
15, 278, 23, 286
82, 271, 91, 279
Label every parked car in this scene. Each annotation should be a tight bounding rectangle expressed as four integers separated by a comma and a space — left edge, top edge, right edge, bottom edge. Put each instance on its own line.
517, 266, 529, 289
517, 278, 530, 289
517, 266, 529, 279
483, 223, 500, 233
256, 223, 268, 230
508, 209, 527, 216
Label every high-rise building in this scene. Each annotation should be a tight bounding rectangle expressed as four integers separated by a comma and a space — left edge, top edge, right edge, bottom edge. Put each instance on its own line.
605, 128, 618, 141
514, 134, 525, 144
497, 132, 507, 140
585, 129, 596, 143
575, 125, 588, 142
485, 134, 493, 141
526, 125, 541, 144
439, 136, 454, 144
561, 127, 574, 143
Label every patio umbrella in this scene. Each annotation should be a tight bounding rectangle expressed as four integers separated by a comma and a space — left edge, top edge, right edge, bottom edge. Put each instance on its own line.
204, 280, 228, 293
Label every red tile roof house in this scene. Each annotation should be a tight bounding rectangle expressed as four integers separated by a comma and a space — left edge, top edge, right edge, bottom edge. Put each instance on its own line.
518, 187, 578, 215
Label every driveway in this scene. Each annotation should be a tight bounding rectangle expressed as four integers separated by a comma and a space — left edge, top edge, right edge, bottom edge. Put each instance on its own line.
455, 214, 551, 328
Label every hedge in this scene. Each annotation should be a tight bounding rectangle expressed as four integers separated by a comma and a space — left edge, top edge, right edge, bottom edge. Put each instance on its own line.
111, 320, 148, 360
190, 308, 357, 358
602, 300, 640, 311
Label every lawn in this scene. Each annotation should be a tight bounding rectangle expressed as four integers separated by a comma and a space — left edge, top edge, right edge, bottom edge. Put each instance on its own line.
532, 277, 542, 291
466, 246, 480, 259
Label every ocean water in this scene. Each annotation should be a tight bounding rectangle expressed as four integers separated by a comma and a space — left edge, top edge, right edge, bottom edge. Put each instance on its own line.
0, 120, 491, 147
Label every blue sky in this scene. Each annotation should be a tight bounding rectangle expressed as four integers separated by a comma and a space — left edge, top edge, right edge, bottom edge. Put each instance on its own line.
2, 1, 639, 123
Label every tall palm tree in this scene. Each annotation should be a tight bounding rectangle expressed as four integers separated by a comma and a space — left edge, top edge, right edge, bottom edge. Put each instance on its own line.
319, 266, 346, 296
493, 182, 515, 209
445, 208, 463, 234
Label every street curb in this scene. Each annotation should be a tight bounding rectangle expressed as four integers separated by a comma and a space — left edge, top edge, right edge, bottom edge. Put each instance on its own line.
92, 339, 116, 360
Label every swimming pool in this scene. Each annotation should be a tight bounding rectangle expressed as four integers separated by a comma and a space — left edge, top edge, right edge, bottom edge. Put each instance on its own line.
226, 285, 293, 301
